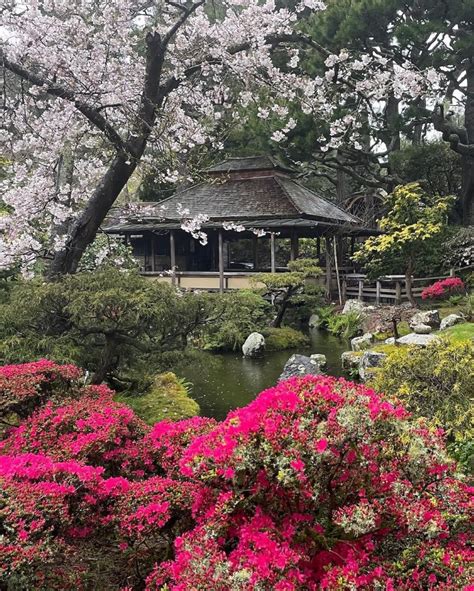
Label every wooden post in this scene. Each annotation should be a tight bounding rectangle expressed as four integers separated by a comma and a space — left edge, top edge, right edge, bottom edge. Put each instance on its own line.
316, 236, 321, 260
358, 280, 363, 301
290, 231, 299, 262
170, 230, 176, 285
252, 234, 258, 271
270, 232, 276, 273
342, 277, 347, 302
333, 236, 342, 305
395, 281, 402, 304
150, 234, 155, 273
325, 237, 332, 299
218, 229, 224, 293
376, 280, 381, 305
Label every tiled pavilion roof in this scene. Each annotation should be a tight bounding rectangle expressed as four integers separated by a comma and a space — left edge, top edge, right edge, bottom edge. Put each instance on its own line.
105, 156, 372, 234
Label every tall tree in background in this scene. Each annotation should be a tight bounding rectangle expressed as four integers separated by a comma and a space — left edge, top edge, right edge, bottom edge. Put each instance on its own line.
303, 0, 474, 223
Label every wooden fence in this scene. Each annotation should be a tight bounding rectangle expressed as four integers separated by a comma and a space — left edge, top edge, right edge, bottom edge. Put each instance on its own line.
339, 272, 455, 304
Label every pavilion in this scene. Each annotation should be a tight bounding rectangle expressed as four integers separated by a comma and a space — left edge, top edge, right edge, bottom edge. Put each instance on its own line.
105, 156, 374, 292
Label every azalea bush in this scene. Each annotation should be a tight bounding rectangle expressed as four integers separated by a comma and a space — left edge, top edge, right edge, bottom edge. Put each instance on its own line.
421, 277, 465, 300
0, 361, 473, 590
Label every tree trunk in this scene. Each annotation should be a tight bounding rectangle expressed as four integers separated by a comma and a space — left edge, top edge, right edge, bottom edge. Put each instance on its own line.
47, 31, 166, 277
461, 157, 474, 225
47, 155, 137, 277
92, 335, 118, 384
405, 259, 417, 308
461, 61, 474, 225
272, 290, 292, 328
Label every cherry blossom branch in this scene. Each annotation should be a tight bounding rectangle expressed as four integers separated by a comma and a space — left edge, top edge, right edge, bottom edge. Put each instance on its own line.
0, 50, 129, 155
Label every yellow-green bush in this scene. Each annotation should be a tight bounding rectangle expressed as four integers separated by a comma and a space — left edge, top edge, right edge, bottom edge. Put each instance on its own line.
370, 338, 474, 471
116, 372, 199, 424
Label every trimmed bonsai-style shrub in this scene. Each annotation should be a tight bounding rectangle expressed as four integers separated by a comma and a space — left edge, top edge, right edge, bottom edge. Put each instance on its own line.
263, 326, 310, 350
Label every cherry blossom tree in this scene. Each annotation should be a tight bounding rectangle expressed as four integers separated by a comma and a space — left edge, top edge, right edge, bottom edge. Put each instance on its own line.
0, 0, 441, 275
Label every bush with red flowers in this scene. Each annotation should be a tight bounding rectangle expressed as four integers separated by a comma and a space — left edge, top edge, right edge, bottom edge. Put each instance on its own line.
0, 361, 472, 590
421, 277, 465, 300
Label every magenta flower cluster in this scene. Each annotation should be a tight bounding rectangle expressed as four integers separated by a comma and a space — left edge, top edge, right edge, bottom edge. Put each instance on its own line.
421, 277, 465, 300
0, 361, 472, 590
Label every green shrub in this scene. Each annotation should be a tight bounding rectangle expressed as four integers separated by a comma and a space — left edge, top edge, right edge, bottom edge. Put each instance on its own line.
460, 292, 474, 321
370, 338, 474, 471
0, 269, 225, 387
199, 290, 271, 351
115, 372, 199, 424
311, 305, 336, 329
326, 311, 362, 340
263, 326, 310, 350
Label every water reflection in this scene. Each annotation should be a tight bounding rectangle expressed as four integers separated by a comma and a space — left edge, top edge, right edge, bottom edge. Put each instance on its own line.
177, 329, 349, 420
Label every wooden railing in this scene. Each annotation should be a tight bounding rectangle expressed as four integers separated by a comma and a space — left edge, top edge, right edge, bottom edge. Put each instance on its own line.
340, 272, 455, 304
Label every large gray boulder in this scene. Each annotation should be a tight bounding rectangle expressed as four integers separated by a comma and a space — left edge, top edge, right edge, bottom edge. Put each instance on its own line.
397, 333, 439, 347
242, 332, 265, 358
341, 351, 361, 372
413, 323, 432, 335
310, 353, 327, 371
279, 354, 322, 382
359, 351, 387, 381
440, 314, 464, 330
409, 310, 440, 329
351, 332, 374, 351
342, 299, 367, 315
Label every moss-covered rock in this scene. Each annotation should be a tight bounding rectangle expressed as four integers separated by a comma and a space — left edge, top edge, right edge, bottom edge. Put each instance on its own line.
263, 327, 310, 351
115, 372, 199, 424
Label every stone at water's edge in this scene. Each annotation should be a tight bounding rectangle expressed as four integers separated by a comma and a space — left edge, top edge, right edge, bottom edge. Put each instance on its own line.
384, 337, 396, 345
279, 354, 322, 382
341, 351, 361, 372
358, 351, 387, 381
351, 333, 374, 351
440, 314, 464, 330
413, 323, 432, 335
310, 353, 327, 370
409, 310, 440, 329
396, 333, 439, 347
342, 299, 367, 315
308, 314, 320, 328
242, 332, 265, 358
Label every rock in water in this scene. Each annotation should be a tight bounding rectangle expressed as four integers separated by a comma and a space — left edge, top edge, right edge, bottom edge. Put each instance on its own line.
279, 354, 322, 382
440, 314, 464, 330
308, 314, 320, 329
396, 333, 439, 347
351, 333, 374, 351
409, 310, 440, 329
242, 332, 265, 358
413, 323, 432, 335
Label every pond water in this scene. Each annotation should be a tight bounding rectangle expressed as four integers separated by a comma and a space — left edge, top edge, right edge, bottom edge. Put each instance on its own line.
179, 329, 349, 420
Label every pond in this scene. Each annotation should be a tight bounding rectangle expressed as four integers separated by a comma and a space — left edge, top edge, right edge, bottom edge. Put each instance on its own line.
179, 329, 349, 420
